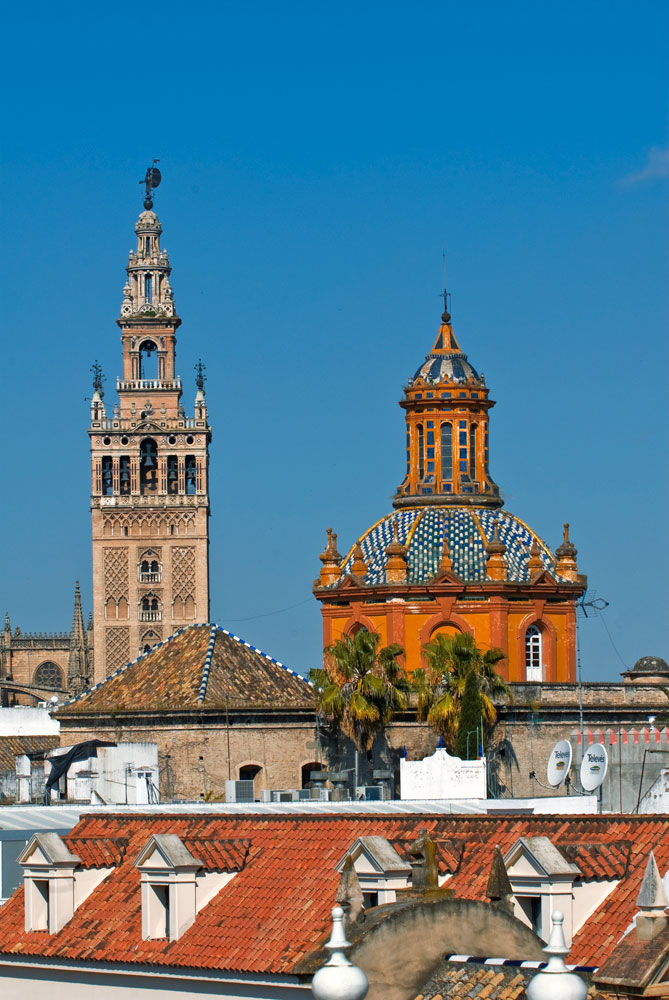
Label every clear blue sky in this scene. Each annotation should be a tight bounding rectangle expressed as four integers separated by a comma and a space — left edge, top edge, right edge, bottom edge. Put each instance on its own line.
1, 2, 667, 682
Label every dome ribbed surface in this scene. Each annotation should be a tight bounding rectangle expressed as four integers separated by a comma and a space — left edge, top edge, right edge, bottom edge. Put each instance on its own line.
341, 507, 556, 584
412, 353, 480, 384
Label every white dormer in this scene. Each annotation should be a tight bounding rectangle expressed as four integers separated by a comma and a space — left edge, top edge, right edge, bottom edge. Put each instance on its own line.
135, 834, 202, 941
336, 836, 411, 909
19, 833, 115, 934
19, 833, 80, 933
504, 836, 580, 944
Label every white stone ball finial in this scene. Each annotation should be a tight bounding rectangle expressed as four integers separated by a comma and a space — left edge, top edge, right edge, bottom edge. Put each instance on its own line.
311, 906, 369, 1000
526, 911, 587, 1000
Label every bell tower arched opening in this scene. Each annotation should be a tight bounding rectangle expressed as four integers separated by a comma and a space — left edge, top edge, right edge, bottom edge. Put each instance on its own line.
139, 340, 158, 380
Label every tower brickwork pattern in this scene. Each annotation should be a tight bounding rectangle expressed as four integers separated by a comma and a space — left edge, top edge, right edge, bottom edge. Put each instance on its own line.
89, 191, 211, 682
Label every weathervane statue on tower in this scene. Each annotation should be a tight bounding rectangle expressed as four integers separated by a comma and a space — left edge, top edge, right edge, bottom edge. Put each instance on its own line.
140, 160, 161, 210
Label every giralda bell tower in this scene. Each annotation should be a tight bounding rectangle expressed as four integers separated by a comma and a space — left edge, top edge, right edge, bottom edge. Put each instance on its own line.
89, 168, 211, 681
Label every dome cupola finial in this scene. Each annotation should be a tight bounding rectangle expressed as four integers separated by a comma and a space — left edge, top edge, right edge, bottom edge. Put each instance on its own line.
441, 285, 451, 325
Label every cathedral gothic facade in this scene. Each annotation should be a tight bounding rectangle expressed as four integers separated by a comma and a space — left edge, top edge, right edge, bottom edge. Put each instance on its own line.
313, 301, 587, 682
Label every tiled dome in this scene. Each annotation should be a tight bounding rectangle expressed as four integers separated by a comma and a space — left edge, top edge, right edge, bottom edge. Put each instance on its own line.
340, 506, 558, 584
410, 352, 482, 385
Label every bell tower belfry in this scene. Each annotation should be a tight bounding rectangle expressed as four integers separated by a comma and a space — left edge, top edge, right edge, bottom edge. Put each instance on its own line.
89, 170, 211, 681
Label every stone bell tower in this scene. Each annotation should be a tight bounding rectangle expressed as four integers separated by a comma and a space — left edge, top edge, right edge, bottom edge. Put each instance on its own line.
89, 170, 211, 681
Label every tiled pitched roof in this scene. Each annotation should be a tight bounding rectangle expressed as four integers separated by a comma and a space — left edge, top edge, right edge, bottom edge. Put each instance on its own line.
558, 841, 631, 880
391, 836, 466, 875
0, 735, 59, 771
414, 960, 598, 999
414, 962, 535, 999
181, 838, 251, 871
0, 813, 666, 976
65, 837, 129, 868
57, 624, 315, 715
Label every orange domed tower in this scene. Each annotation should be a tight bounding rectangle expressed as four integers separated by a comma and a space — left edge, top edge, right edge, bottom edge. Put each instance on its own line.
396, 297, 501, 507
313, 291, 586, 683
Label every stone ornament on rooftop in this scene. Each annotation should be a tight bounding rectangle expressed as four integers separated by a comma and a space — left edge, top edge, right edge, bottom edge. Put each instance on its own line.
311, 905, 368, 1000
526, 910, 587, 1000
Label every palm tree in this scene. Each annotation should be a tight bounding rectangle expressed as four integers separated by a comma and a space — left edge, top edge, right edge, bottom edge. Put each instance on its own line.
412, 631, 510, 748
309, 630, 409, 752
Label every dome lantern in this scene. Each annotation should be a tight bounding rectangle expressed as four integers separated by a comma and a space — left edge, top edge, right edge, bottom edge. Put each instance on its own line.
395, 300, 501, 509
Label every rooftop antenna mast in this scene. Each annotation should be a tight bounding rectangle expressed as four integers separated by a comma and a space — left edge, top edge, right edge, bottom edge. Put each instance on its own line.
140, 160, 161, 210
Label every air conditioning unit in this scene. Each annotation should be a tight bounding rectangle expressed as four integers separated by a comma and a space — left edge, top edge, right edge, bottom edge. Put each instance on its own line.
297, 788, 312, 801
225, 779, 255, 803
259, 789, 272, 803
356, 785, 389, 801
273, 790, 296, 803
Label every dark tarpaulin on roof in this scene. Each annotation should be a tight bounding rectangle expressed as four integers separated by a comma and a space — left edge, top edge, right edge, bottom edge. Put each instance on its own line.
45, 740, 117, 792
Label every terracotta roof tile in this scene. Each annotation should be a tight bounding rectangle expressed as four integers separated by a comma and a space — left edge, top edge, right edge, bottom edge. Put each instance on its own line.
65, 836, 128, 868
557, 841, 631, 880
181, 838, 250, 871
57, 624, 315, 715
0, 735, 59, 771
0, 813, 666, 976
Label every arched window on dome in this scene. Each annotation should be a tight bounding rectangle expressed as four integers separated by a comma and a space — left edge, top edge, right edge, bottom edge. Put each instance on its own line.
525, 625, 542, 681
440, 422, 453, 482
417, 424, 425, 479
34, 661, 64, 690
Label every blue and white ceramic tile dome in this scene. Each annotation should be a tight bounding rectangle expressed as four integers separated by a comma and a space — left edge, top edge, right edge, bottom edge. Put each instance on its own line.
341, 506, 559, 584
411, 352, 482, 385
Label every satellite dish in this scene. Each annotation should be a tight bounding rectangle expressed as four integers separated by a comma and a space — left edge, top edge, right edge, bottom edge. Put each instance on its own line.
580, 742, 608, 792
547, 739, 572, 787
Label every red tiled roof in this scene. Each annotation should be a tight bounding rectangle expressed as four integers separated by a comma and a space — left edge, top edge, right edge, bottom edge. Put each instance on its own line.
391, 836, 466, 875
181, 838, 251, 871
64, 837, 129, 868
57, 624, 315, 715
557, 840, 631, 880
0, 813, 666, 975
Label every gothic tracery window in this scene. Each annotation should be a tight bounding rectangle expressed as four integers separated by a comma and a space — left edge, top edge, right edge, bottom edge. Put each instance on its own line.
34, 661, 64, 690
